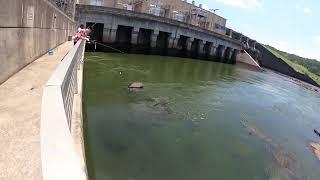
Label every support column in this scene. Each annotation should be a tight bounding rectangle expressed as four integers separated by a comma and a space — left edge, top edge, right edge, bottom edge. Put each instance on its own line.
219, 46, 226, 61
230, 30, 233, 38
231, 49, 239, 64
209, 46, 217, 57
131, 27, 139, 45
167, 34, 180, 56
150, 30, 159, 48
103, 28, 117, 43
227, 48, 233, 63
168, 34, 180, 49
186, 38, 194, 51
198, 41, 205, 56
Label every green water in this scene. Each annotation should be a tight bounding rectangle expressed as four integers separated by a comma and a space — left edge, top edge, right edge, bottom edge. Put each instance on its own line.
83, 53, 320, 180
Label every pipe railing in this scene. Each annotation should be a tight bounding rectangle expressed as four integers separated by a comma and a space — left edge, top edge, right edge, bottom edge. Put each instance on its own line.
40, 40, 87, 180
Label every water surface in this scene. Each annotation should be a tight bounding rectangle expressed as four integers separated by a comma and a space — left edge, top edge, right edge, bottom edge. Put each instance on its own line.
84, 53, 320, 180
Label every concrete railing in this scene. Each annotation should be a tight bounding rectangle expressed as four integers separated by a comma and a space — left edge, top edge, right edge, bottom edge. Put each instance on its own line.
40, 40, 87, 180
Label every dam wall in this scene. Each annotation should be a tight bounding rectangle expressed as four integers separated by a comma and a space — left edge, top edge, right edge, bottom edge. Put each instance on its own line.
0, 0, 76, 84
75, 5, 256, 64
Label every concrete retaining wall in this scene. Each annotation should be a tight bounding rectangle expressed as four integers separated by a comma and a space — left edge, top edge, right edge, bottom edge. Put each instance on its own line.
256, 43, 319, 87
0, 0, 76, 84
237, 50, 262, 69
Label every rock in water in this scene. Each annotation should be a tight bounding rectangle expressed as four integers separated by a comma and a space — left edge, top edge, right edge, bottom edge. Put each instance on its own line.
128, 82, 144, 89
309, 142, 320, 160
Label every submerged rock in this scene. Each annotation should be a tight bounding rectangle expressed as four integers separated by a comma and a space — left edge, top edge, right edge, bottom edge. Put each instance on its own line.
128, 82, 144, 89
240, 119, 299, 180
309, 142, 320, 160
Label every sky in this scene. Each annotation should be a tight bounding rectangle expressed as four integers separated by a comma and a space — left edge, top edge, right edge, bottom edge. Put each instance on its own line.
196, 0, 320, 60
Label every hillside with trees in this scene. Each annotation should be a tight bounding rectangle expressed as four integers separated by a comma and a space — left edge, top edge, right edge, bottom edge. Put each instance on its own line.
265, 45, 320, 85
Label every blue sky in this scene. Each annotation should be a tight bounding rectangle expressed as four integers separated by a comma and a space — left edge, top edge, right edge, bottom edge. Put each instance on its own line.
197, 0, 320, 60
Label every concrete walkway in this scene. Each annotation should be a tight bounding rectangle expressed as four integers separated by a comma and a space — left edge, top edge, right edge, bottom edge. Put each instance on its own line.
0, 42, 73, 179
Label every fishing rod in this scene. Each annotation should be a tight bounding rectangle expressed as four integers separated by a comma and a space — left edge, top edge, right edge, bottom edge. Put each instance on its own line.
95, 42, 125, 54
87, 22, 125, 54
88, 23, 98, 29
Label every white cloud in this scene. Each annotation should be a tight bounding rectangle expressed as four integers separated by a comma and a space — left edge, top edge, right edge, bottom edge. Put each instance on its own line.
303, 7, 312, 14
295, 4, 312, 14
202, 4, 211, 11
313, 36, 320, 42
215, 0, 262, 9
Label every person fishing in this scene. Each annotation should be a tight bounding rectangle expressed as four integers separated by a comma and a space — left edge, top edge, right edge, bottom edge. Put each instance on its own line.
77, 23, 124, 53
73, 24, 91, 45
77, 24, 84, 33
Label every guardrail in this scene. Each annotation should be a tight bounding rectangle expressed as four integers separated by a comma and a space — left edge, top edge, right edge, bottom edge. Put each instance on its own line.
40, 40, 87, 180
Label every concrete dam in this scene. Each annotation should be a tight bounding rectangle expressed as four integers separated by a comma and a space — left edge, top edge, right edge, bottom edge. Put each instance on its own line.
76, 4, 258, 64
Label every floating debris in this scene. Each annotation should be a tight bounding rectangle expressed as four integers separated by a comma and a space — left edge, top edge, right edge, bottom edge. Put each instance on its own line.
309, 142, 320, 160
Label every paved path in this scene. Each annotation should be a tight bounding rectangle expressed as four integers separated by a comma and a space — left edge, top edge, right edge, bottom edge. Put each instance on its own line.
0, 42, 73, 179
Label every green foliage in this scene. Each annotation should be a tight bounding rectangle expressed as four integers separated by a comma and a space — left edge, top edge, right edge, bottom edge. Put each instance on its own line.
265, 45, 320, 85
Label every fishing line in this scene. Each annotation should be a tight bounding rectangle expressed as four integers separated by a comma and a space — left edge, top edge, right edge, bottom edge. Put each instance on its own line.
87, 23, 125, 54
90, 41, 125, 54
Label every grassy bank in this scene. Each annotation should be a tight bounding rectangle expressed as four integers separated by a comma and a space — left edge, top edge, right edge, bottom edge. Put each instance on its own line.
265, 46, 320, 85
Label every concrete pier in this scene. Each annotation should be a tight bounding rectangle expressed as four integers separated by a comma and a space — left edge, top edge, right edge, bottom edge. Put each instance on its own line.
210, 46, 217, 59
150, 30, 159, 48
0, 42, 73, 179
131, 28, 139, 45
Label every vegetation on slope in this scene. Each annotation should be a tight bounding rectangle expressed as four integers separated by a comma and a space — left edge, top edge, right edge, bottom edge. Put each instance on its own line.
265, 45, 320, 85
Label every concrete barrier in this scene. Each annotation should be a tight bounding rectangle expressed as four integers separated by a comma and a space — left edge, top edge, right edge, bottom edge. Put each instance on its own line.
40, 40, 87, 180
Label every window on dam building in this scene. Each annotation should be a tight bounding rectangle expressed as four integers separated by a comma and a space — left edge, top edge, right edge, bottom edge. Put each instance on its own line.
90, 0, 102, 6
214, 23, 226, 31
